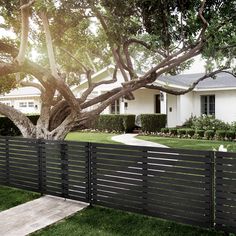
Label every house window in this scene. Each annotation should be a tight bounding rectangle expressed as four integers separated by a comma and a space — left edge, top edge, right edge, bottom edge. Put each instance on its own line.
201, 95, 215, 115
19, 102, 27, 108
110, 99, 120, 114
28, 102, 34, 107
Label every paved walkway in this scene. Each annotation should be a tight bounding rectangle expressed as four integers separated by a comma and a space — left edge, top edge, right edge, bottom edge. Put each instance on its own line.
0, 195, 88, 236
112, 133, 168, 148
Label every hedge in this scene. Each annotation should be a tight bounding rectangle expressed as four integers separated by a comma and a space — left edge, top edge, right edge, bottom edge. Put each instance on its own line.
169, 128, 177, 135
226, 130, 235, 140
215, 130, 226, 140
161, 128, 169, 134
195, 129, 205, 138
0, 115, 39, 136
95, 114, 135, 133
140, 114, 167, 133
177, 129, 186, 136
204, 130, 215, 140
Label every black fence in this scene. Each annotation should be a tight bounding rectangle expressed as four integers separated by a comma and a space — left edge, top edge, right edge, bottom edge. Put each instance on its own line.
0, 136, 235, 234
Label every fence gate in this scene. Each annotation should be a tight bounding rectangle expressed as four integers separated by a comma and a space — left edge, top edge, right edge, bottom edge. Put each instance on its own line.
41, 140, 90, 202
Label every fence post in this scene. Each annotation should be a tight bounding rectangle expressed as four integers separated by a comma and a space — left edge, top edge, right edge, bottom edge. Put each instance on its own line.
142, 147, 148, 213
87, 142, 92, 205
209, 151, 215, 229
61, 142, 69, 199
38, 139, 44, 196
5, 137, 9, 186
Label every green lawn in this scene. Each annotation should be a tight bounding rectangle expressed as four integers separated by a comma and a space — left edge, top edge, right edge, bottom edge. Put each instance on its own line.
32, 206, 224, 236
66, 132, 118, 144
0, 185, 39, 211
138, 135, 236, 152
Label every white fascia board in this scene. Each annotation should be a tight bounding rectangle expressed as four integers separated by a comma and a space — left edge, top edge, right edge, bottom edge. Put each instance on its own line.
194, 87, 236, 92
155, 80, 189, 90
0, 95, 41, 99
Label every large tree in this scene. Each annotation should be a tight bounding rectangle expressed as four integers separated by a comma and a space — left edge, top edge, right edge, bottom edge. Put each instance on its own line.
0, 0, 235, 140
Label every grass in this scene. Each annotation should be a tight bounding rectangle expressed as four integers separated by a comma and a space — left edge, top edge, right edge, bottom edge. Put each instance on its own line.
0, 185, 40, 211
32, 206, 225, 236
66, 131, 118, 144
138, 135, 236, 152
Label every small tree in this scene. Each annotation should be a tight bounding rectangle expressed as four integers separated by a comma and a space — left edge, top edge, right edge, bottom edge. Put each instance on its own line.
0, 0, 235, 140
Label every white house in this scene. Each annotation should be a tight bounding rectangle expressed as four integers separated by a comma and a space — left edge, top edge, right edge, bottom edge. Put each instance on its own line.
157, 72, 236, 127
72, 66, 166, 116
1, 66, 235, 129
0, 87, 41, 114
73, 67, 236, 127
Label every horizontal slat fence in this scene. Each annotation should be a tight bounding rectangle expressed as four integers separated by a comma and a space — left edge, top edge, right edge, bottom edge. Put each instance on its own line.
0, 137, 90, 203
91, 143, 212, 227
215, 151, 236, 233
2, 136, 236, 234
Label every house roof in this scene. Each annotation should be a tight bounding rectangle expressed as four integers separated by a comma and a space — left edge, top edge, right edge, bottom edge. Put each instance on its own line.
157, 72, 236, 90
0, 87, 41, 98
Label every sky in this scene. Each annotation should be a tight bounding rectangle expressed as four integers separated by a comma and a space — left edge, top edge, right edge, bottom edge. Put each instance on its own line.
183, 55, 206, 74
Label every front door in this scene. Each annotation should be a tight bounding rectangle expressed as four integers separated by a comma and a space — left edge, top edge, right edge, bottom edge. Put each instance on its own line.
155, 94, 161, 113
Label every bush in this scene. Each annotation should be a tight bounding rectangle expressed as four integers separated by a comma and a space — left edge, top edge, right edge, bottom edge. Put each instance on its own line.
185, 128, 195, 137
0, 115, 39, 136
204, 130, 215, 140
140, 114, 167, 133
161, 128, 169, 134
190, 115, 230, 131
177, 129, 186, 136
169, 128, 177, 135
215, 130, 226, 140
195, 129, 205, 138
226, 130, 235, 140
184, 115, 230, 131
95, 114, 135, 133
182, 115, 197, 128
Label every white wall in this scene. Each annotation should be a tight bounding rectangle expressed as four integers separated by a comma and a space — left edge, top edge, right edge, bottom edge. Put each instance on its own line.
193, 90, 236, 123
13, 97, 41, 114
0, 97, 41, 114
167, 89, 236, 127
124, 89, 160, 115
166, 94, 177, 127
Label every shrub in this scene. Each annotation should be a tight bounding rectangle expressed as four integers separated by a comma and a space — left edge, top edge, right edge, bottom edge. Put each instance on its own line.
96, 114, 135, 133
0, 115, 39, 136
122, 115, 136, 133
191, 115, 230, 131
161, 128, 169, 134
140, 114, 167, 133
215, 130, 226, 140
195, 129, 205, 138
177, 129, 186, 136
226, 130, 235, 140
204, 130, 215, 140
185, 129, 195, 137
169, 128, 177, 135
182, 115, 197, 128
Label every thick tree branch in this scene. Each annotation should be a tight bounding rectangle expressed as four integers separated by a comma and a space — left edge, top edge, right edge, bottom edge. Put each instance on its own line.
0, 103, 35, 137
80, 66, 118, 103
20, 81, 45, 92
40, 11, 58, 77
16, 0, 31, 65
20, 0, 35, 10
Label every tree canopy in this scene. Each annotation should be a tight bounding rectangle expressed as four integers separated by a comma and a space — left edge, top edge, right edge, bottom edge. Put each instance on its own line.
0, 0, 235, 139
